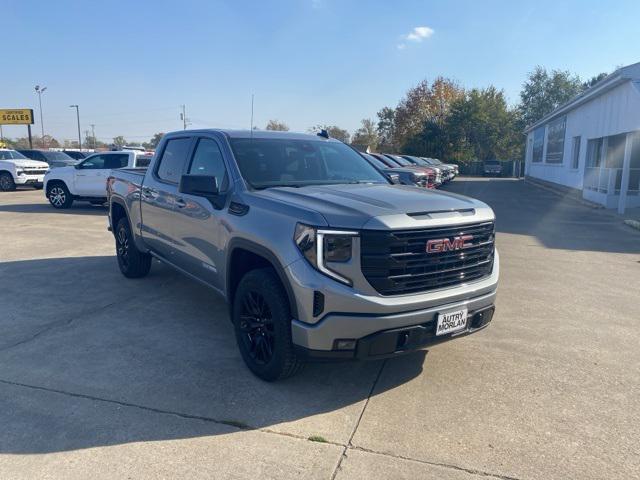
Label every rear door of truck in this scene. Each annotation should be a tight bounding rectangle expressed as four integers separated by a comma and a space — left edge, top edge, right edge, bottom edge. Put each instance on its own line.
139, 135, 194, 259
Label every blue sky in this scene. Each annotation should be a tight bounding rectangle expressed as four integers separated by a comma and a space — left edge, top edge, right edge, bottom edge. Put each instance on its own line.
2, 0, 639, 143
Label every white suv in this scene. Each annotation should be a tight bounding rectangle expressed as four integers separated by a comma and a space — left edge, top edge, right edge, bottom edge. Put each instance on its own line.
44, 150, 152, 208
0, 149, 50, 191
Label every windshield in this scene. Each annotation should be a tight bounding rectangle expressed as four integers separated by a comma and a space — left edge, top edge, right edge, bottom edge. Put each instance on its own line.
229, 138, 388, 189
427, 158, 443, 164
387, 155, 411, 166
0, 150, 28, 160
364, 154, 388, 170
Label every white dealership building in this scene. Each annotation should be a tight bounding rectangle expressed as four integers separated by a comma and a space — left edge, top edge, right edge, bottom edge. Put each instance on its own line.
524, 62, 640, 213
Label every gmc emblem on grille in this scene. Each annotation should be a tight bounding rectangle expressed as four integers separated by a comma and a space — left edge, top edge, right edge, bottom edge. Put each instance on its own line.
426, 235, 473, 253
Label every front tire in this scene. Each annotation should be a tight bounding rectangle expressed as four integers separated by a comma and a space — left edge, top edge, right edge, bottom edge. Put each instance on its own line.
115, 218, 151, 278
47, 182, 73, 209
0, 172, 16, 191
233, 268, 303, 381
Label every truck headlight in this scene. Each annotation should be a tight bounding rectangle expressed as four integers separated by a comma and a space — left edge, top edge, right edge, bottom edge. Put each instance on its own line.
294, 223, 357, 286
16, 169, 25, 176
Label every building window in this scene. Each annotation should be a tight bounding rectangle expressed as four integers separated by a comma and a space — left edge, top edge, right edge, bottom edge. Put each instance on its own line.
586, 138, 603, 167
545, 116, 566, 164
532, 127, 544, 163
570, 136, 581, 169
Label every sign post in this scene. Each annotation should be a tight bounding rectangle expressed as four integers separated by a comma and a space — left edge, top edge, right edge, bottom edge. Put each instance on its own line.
0, 109, 35, 148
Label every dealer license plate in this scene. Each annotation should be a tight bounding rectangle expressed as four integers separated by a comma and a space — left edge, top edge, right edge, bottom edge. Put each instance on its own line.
436, 308, 468, 336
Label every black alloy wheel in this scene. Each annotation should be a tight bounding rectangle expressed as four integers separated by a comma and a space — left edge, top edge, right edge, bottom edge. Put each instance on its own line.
238, 290, 276, 365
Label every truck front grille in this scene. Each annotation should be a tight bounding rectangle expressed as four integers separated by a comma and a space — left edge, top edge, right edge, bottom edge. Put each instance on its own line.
23, 169, 47, 175
360, 221, 495, 296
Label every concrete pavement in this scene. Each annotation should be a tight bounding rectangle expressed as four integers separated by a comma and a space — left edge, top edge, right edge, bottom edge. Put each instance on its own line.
0, 179, 638, 479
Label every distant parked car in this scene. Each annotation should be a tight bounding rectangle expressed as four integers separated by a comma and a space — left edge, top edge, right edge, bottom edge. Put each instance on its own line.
63, 150, 90, 161
0, 149, 49, 191
422, 158, 459, 178
362, 153, 434, 188
483, 160, 502, 177
44, 150, 152, 208
17, 149, 77, 168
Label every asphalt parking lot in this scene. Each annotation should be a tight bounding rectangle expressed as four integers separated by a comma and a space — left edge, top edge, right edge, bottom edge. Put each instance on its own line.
0, 178, 639, 479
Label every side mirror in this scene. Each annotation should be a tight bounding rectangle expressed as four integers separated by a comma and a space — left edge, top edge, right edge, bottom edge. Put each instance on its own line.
179, 174, 219, 197
387, 173, 401, 184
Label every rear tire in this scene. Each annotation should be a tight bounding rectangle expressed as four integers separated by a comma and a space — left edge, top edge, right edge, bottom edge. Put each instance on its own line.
115, 217, 151, 278
47, 182, 73, 208
232, 268, 303, 381
0, 172, 16, 191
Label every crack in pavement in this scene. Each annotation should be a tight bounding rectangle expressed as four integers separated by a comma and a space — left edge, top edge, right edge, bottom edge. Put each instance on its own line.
0, 377, 524, 480
330, 358, 387, 480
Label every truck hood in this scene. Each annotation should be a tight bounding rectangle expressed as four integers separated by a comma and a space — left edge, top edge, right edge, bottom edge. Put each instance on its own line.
255, 183, 494, 229
3, 159, 49, 168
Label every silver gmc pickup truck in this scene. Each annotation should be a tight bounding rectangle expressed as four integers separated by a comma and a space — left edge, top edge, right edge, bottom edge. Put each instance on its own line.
107, 129, 499, 381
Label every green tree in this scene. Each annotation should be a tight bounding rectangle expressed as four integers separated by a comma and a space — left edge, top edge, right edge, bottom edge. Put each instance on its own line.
265, 120, 289, 131
376, 107, 396, 152
519, 66, 583, 127
112, 136, 127, 147
142, 132, 164, 150
351, 118, 379, 151
445, 87, 522, 162
309, 124, 350, 143
582, 72, 608, 89
393, 77, 464, 149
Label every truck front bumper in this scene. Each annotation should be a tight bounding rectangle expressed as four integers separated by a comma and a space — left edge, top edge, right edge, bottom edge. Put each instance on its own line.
15, 174, 45, 186
292, 291, 496, 360
288, 249, 499, 359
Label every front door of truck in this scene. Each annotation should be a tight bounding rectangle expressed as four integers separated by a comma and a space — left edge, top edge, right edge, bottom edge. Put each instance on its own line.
139, 137, 194, 260
169, 135, 230, 290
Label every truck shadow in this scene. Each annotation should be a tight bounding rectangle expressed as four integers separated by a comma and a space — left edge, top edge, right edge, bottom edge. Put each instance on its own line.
0, 203, 107, 216
0, 255, 426, 454
441, 178, 640, 254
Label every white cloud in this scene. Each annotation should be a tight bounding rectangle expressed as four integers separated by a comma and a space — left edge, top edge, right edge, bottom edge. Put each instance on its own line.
406, 26, 434, 42
397, 26, 434, 50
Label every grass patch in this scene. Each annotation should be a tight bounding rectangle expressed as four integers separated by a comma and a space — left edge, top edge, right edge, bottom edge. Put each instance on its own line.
308, 435, 328, 443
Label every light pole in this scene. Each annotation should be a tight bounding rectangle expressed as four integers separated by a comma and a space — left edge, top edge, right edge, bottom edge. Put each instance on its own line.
90, 124, 96, 149
69, 105, 82, 150
34, 85, 47, 146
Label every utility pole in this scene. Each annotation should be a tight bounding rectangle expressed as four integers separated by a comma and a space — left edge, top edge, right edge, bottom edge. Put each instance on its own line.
250, 94, 255, 131
90, 124, 96, 148
180, 104, 187, 130
34, 85, 47, 146
70, 105, 82, 150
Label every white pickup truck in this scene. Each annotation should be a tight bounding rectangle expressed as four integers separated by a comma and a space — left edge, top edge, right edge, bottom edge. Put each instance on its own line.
0, 149, 50, 191
44, 150, 152, 208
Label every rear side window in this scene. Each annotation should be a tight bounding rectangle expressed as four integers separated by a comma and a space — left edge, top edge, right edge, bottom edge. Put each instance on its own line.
136, 155, 152, 168
103, 154, 129, 169
157, 138, 191, 183
188, 138, 227, 189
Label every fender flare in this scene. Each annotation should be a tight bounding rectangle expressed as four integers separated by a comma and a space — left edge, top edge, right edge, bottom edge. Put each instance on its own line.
226, 238, 299, 319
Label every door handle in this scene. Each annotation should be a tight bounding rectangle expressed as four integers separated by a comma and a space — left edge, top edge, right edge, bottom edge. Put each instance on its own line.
141, 188, 158, 200
175, 198, 187, 208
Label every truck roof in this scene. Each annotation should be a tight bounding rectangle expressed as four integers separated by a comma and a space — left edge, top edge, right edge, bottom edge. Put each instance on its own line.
164, 128, 341, 142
